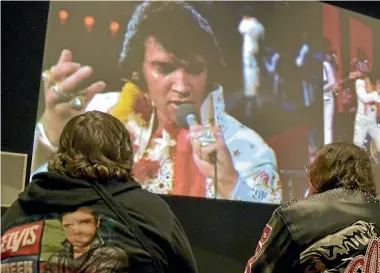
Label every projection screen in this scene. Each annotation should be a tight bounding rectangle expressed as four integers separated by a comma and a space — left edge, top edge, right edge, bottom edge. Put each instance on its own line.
32, 1, 380, 203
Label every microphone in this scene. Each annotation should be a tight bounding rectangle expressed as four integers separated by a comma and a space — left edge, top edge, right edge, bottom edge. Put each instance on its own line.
175, 103, 218, 198
175, 103, 217, 162
175, 103, 199, 129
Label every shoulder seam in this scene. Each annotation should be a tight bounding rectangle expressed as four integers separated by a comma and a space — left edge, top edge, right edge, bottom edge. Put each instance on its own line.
274, 210, 296, 242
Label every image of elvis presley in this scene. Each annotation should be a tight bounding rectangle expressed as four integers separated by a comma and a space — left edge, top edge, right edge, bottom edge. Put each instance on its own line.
43, 208, 128, 273
33, 1, 282, 203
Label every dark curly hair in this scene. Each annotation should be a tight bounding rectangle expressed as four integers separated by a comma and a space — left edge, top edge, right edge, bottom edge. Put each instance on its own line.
309, 142, 376, 196
48, 111, 134, 182
118, 1, 226, 91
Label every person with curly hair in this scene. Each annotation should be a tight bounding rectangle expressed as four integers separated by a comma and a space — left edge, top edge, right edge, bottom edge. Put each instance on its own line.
2, 111, 197, 273
244, 142, 380, 273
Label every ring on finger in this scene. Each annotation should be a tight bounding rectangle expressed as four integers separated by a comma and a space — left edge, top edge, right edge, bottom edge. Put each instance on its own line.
199, 129, 216, 147
70, 95, 86, 111
42, 70, 54, 84
51, 83, 64, 95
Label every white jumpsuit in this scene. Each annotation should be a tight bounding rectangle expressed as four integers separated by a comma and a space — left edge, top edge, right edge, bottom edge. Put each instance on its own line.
353, 78, 380, 151
238, 17, 264, 98
323, 61, 336, 145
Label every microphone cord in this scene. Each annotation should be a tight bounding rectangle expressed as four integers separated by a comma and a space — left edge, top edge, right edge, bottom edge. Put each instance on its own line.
213, 152, 218, 199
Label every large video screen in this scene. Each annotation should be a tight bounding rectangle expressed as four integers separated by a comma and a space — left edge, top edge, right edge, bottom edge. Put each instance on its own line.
322, 4, 380, 165
32, 1, 325, 204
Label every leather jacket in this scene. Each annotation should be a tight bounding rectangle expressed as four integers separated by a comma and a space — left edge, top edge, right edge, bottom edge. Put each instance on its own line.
245, 187, 380, 273
43, 235, 128, 273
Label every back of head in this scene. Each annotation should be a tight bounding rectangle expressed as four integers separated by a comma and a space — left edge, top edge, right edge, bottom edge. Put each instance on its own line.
48, 111, 134, 182
309, 142, 376, 196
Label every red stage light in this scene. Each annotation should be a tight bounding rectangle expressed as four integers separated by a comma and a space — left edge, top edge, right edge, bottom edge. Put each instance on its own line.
110, 21, 120, 36
58, 10, 68, 24
84, 16, 95, 31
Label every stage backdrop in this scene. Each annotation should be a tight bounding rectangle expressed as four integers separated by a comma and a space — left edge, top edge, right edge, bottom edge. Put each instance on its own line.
322, 4, 380, 166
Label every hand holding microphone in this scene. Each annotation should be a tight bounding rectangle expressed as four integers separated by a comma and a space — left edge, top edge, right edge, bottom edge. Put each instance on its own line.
175, 104, 238, 198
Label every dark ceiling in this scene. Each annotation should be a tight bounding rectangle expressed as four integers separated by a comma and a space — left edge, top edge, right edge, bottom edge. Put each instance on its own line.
324, 1, 380, 19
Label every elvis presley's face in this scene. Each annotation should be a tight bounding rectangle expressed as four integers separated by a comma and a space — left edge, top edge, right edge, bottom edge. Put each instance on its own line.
62, 208, 99, 249
142, 36, 208, 127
